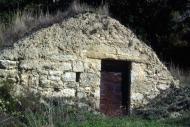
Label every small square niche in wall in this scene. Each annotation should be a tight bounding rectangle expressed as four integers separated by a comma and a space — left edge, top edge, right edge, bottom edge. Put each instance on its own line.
76, 72, 81, 82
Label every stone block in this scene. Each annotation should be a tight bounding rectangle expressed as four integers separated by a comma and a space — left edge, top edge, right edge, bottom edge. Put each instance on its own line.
157, 84, 169, 90
131, 63, 146, 84
80, 73, 100, 86
20, 74, 28, 85
73, 61, 84, 72
64, 82, 79, 88
28, 75, 39, 86
39, 76, 50, 87
38, 70, 48, 75
77, 92, 86, 99
84, 59, 101, 72
7, 77, 17, 83
0, 60, 17, 69
19, 61, 33, 70
48, 75, 61, 81
48, 71, 62, 82
63, 72, 76, 82
47, 54, 77, 61
63, 88, 76, 97
94, 88, 100, 98
131, 93, 144, 101
58, 62, 72, 71
49, 71, 62, 76
77, 90, 87, 99
50, 80, 64, 88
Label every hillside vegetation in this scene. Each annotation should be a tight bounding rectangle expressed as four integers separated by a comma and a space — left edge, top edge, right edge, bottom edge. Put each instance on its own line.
0, 0, 189, 68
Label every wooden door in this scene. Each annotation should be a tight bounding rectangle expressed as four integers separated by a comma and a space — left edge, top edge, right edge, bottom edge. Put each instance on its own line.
100, 72, 123, 116
100, 60, 131, 116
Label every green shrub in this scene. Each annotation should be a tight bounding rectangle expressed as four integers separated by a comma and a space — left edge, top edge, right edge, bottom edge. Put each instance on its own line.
0, 80, 21, 116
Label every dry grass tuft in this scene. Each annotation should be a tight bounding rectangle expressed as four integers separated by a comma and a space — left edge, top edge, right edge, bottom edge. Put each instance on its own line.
70, 0, 109, 15
169, 63, 190, 87
0, 1, 109, 47
0, 25, 4, 47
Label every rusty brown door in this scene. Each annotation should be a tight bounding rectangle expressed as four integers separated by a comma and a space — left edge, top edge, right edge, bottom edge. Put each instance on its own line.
100, 60, 131, 117
100, 72, 123, 116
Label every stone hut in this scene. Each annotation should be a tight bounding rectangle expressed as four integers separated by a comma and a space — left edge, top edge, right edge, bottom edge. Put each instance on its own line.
0, 13, 175, 116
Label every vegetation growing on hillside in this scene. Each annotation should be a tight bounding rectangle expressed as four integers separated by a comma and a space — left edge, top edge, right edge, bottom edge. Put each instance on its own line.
0, 1, 108, 47
0, 0, 189, 67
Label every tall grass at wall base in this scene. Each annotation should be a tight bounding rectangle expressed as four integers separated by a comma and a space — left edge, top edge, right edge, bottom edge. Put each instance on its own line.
10, 111, 190, 127
0, 79, 190, 127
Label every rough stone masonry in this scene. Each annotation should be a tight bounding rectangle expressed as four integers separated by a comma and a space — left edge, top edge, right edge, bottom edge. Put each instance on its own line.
0, 13, 177, 114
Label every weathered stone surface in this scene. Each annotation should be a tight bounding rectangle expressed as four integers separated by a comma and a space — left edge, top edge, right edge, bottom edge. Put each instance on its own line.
48, 75, 61, 81
80, 73, 100, 86
38, 70, 48, 75
157, 84, 170, 90
131, 93, 144, 101
20, 74, 28, 85
63, 88, 76, 97
19, 61, 33, 70
84, 59, 101, 72
0, 69, 18, 78
0, 13, 177, 115
64, 82, 79, 88
58, 62, 72, 71
39, 77, 50, 87
73, 61, 84, 72
50, 80, 64, 88
62, 72, 76, 82
7, 77, 18, 83
49, 71, 62, 76
131, 63, 146, 85
0, 60, 17, 69
47, 54, 77, 61
77, 91, 87, 99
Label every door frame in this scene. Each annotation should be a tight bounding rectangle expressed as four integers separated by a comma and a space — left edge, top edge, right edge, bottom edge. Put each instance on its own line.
100, 59, 132, 116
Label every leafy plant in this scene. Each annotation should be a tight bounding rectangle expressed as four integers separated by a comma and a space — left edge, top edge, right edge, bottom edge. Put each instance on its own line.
0, 80, 21, 115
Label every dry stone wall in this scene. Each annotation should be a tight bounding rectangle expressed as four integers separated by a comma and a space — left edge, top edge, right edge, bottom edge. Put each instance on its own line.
0, 13, 177, 114
0, 57, 101, 110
